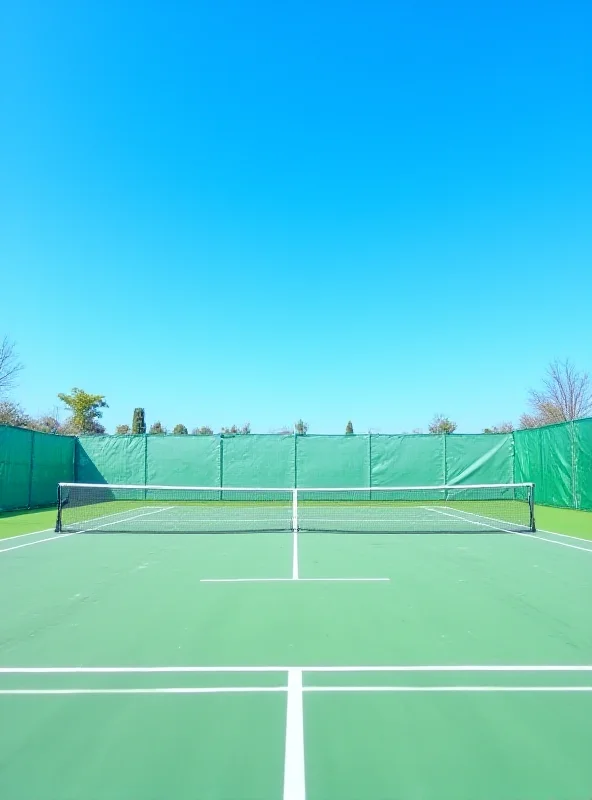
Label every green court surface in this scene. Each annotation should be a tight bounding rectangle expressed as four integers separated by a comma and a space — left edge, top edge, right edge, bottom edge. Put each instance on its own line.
1, 509, 592, 798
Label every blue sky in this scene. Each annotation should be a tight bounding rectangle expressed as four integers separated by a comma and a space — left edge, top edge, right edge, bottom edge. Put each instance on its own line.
1, 0, 591, 434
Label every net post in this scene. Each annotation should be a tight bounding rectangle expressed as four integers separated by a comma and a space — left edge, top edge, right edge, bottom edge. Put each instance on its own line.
529, 483, 536, 531
292, 488, 298, 532
55, 484, 62, 533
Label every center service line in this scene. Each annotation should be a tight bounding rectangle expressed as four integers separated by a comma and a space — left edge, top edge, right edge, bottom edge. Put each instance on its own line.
283, 668, 306, 800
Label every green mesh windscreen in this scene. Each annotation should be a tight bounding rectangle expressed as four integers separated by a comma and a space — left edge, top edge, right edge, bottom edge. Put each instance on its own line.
0, 425, 75, 510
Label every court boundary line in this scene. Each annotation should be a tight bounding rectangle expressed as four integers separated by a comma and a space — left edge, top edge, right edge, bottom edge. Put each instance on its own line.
2, 685, 592, 695
428, 506, 592, 554
2, 665, 591, 673
0, 527, 54, 542
0, 531, 78, 554
536, 528, 592, 544
0, 507, 175, 555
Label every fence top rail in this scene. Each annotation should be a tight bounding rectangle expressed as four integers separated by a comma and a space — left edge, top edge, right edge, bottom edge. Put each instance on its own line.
59, 482, 534, 492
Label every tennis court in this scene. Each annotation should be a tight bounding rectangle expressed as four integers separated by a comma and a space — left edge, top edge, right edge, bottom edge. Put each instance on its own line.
1, 483, 592, 799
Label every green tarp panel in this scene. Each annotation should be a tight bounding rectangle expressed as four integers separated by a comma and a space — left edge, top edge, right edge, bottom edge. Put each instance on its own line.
29, 431, 75, 507
574, 418, 592, 510
514, 423, 575, 508
296, 435, 370, 488
0, 425, 75, 510
370, 435, 444, 487
147, 435, 221, 486
76, 436, 146, 485
445, 434, 514, 486
221, 435, 295, 487
0, 426, 33, 509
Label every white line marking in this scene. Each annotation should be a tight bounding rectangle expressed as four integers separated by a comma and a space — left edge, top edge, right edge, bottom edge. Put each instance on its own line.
2, 665, 591, 674
420, 506, 522, 536
536, 528, 592, 545
292, 529, 299, 580
0, 508, 175, 555
78, 507, 175, 534
283, 669, 306, 800
303, 686, 592, 693
65, 506, 170, 529
0, 532, 77, 554
2, 686, 592, 696
199, 578, 390, 583
0, 527, 54, 542
427, 506, 592, 554
0, 687, 286, 695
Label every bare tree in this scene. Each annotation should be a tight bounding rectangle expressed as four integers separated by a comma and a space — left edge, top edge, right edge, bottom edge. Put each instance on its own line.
0, 337, 23, 396
483, 422, 514, 434
520, 359, 592, 428
0, 400, 30, 427
294, 419, 309, 435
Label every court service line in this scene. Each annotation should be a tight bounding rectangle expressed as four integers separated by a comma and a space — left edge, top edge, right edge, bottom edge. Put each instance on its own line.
283, 669, 306, 800
199, 577, 390, 583
427, 506, 592, 554
3, 665, 591, 674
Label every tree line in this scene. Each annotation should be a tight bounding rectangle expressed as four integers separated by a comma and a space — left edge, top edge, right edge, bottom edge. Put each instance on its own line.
1, 337, 591, 436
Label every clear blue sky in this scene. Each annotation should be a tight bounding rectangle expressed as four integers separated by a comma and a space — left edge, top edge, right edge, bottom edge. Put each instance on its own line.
1, 0, 591, 434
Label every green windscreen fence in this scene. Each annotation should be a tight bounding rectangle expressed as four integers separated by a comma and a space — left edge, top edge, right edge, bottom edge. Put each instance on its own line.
575, 418, 592, 510
75, 432, 515, 491
514, 419, 592, 510
0, 425, 75, 511
2, 422, 589, 512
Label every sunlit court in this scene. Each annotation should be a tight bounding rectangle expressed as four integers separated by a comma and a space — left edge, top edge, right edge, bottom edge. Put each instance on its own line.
1, 443, 592, 798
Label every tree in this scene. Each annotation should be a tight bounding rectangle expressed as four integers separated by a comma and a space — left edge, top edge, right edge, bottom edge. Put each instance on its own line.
173, 424, 188, 435
483, 422, 514, 434
520, 359, 592, 429
428, 414, 457, 435
0, 400, 30, 427
30, 414, 62, 434
115, 424, 131, 434
0, 337, 23, 397
149, 421, 166, 435
345, 421, 354, 435
294, 419, 309, 435
411, 428, 423, 434
221, 423, 251, 435
132, 408, 146, 434
191, 426, 214, 435
57, 388, 108, 434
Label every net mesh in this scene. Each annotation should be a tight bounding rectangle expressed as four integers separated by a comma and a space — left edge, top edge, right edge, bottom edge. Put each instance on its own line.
56, 483, 535, 534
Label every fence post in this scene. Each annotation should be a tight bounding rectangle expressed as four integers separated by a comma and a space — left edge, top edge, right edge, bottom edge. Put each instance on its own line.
570, 420, 578, 509
27, 431, 35, 508
219, 435, 224, 497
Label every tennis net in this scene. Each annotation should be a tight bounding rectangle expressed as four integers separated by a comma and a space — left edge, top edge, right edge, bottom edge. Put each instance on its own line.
55, 482, 535, 534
